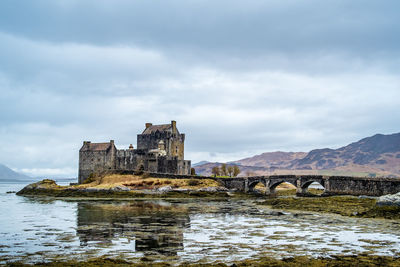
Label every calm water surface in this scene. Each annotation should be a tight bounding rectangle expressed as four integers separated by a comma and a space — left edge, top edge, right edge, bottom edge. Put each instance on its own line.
1, 181, 400, 264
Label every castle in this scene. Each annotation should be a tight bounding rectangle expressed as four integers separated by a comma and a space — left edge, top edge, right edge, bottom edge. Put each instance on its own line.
78, 121, 191, 183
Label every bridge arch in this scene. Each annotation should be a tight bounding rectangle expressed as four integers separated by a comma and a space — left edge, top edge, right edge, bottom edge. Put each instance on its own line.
268, 180, 297, 194
248, 179, 267, 193
300, 180, 325, 195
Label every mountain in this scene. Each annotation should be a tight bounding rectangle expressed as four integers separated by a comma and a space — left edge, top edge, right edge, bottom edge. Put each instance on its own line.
192, 161, 210, 167
194, 132, 400, 177
289, 133, 400, 175
231, 151, 307, 168
0, 164, 32, 182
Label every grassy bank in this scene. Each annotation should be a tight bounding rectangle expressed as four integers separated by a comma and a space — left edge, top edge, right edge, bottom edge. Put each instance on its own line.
6, 254, 400, 267
263, 196, 400, 219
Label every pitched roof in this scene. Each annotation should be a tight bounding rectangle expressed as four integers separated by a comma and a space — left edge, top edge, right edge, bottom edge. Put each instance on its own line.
142, 124, 172, 135
82, 142, 112, 151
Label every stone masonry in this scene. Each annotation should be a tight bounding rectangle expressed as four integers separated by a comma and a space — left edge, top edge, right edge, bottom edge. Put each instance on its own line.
78, 121, 191, 183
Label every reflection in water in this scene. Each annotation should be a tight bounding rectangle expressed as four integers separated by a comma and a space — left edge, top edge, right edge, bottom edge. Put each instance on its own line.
76, 201, 190, 256
2, 182, 400, 265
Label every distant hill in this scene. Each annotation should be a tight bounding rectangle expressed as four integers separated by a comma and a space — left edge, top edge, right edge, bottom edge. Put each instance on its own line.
194, 132, 400, 177
192, 161, 210, 167
289, 133, 400, 175
231, 151, 307, 168
0, 164, 32, 182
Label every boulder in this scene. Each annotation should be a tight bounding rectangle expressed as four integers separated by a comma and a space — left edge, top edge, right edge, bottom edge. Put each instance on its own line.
197, 187, 229, 193
377, 192, 400, 206
157, 186, 173, 193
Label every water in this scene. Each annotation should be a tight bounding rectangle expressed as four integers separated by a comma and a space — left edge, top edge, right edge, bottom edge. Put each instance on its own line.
1, 181, 400, 264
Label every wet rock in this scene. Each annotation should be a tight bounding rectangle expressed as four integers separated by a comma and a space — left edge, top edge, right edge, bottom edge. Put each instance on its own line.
197, 187, 229, 193
173, 188, 190, 193
377, 192, 400, 206
6, 191, 16, 194
83, 187, 103, 192
268, 211, 285, 216
157, 186, 173, 193
111, 185, 130, 192
64, 187, 79, 191
359, 195, 375, 199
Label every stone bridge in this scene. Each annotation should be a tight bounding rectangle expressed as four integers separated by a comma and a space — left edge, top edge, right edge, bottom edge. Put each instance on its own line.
214, 175, 400, 196
147, 172, 400, 196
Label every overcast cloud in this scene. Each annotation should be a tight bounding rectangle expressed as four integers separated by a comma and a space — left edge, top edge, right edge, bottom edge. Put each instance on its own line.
0, 0, 399, 177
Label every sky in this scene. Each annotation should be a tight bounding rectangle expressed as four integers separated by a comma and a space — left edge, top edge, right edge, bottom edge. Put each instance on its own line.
0, 0, 399, 177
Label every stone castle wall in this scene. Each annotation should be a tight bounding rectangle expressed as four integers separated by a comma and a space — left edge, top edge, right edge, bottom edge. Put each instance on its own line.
78, 122, 191, 183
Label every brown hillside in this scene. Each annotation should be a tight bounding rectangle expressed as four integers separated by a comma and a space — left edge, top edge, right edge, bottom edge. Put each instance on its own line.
194, 133, 400, 177
231, 151, 307, 168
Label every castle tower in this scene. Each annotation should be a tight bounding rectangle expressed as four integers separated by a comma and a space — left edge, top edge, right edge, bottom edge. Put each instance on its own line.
137, 120, 185, 160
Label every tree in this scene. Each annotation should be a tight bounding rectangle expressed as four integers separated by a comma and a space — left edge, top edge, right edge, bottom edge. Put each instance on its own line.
220, 163, 227, 176
227, 165, 234, 177
211, 166, 220, 177
190, 168, 196, 175
233, 165, 241, 177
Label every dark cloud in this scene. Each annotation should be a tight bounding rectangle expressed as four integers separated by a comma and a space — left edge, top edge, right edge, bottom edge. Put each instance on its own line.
1, 1, 399, 56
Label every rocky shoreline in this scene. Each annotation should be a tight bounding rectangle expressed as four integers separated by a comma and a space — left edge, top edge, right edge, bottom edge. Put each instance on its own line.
16, 179, 235, 198
5, 254, 400, 266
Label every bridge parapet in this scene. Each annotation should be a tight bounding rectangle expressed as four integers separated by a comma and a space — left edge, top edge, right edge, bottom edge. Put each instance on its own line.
217, 175, 400, 196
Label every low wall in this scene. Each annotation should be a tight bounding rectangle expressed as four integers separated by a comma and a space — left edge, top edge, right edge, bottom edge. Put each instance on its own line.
325, 176, 400, 196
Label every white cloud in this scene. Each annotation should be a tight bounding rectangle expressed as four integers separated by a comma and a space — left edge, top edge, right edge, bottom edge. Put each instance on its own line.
16, 167, 76, 178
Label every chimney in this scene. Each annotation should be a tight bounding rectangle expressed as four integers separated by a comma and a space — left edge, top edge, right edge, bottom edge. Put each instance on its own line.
110, 140, 114, 146
145, 123, 152, 129
129, 144, 134, 150
171, 120, 176, 133
83, 141, 91, 145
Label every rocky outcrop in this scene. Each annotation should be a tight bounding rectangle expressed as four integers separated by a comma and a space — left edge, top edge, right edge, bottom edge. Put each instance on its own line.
16, 179, 232, 198
16, 179, 59, 195
377, 192, 400, 206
